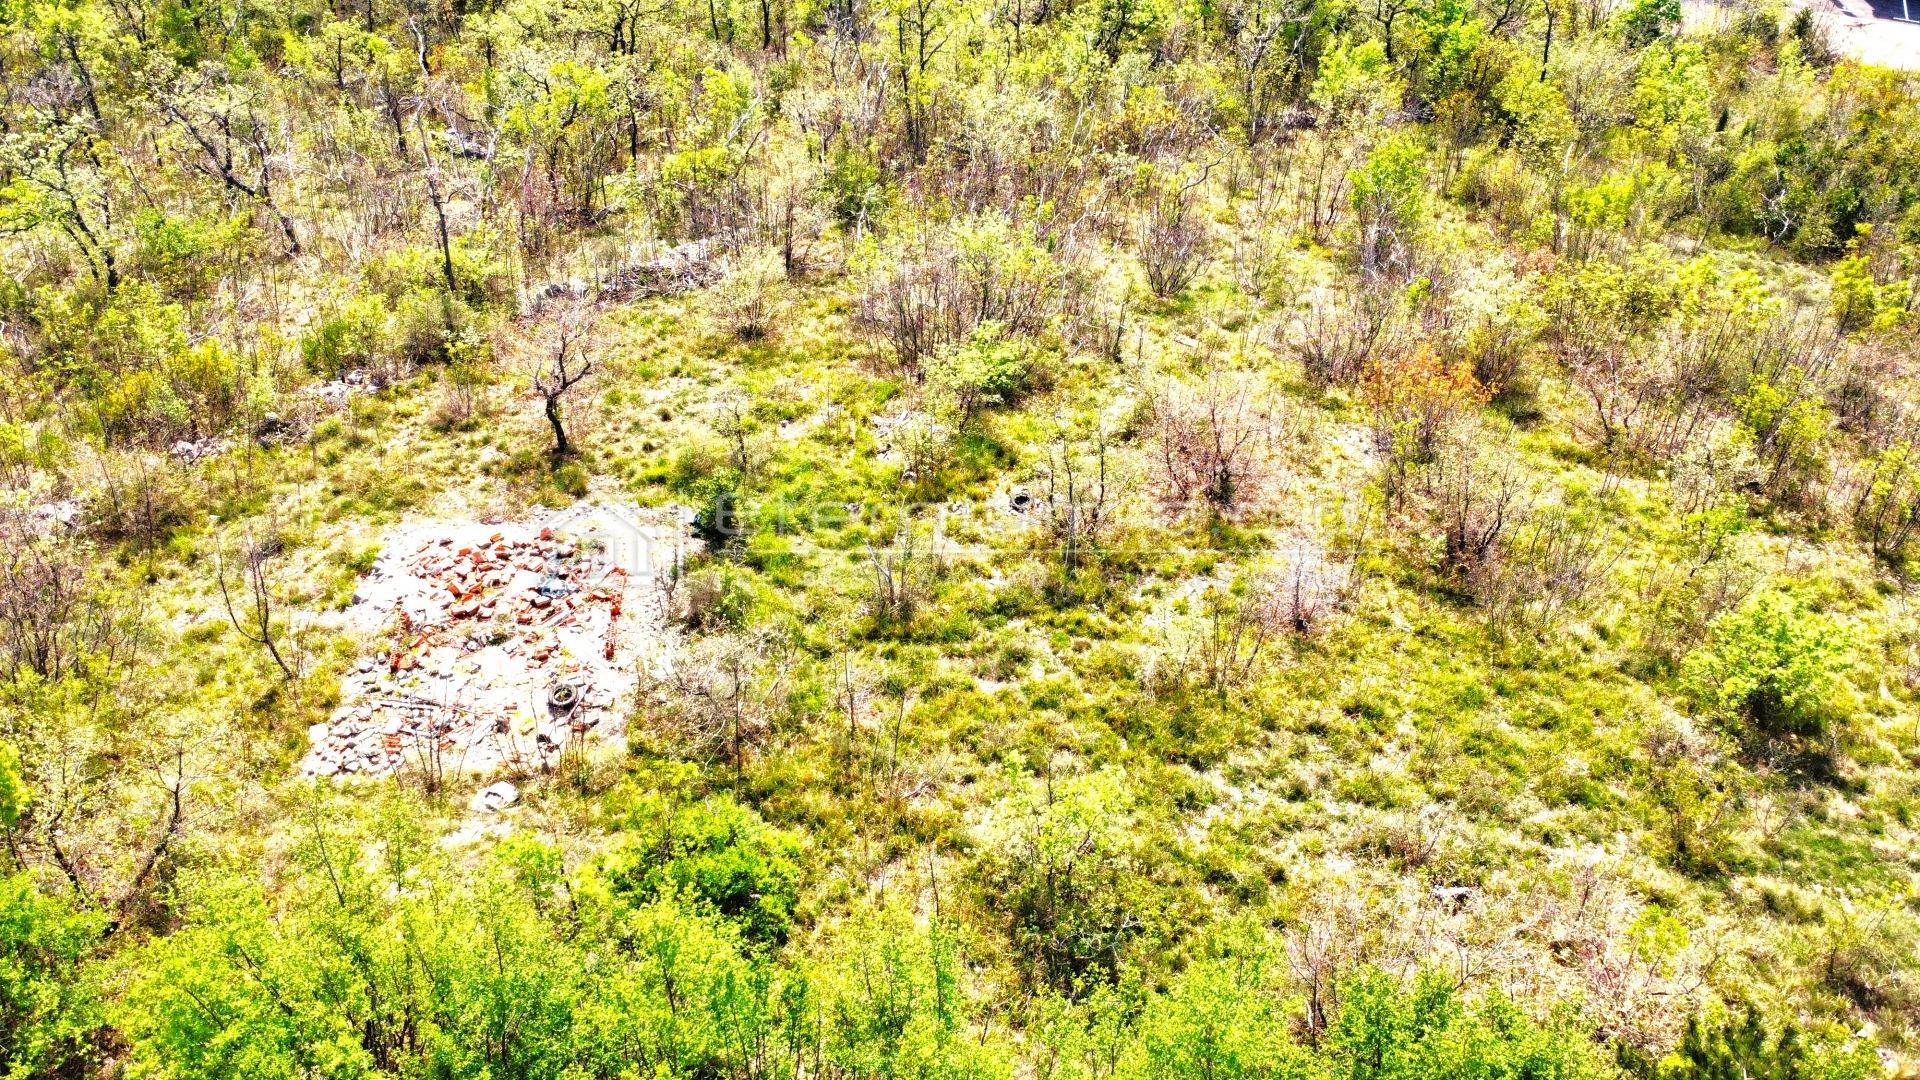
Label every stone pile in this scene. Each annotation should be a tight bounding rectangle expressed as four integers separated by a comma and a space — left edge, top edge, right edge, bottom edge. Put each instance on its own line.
306, 368, 380, 410
169, 436, 230, 463
303, 506, 686, 778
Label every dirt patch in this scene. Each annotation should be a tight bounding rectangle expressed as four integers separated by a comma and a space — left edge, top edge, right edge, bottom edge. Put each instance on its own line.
1814, 0, 1920, 66
303, 502, 695, 779
1685, 0, 1920, 68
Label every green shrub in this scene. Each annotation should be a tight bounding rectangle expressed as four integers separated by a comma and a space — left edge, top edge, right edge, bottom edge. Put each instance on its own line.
979, 768, 1143, 993
824, 146, 886, 228
926, 321, 1032, 427
569, 897, 774, 1077
1683, 591, 1852, 742
1331, 967, 1612, 1080
119, 797, 1008, 1080
1128, 952, 1315, 1080
551, 460, 589, 497
1617, 0, 1681, 46
1044, 961, 1615, 1080
0, 870, 105, 1077
1619, 1007, 1880, 1080
131, 208, 249, 299
1350, 135, 1428, 271
0, 745, 101, 1076
814, 901, 1016, 1080
587, 791, 802, 944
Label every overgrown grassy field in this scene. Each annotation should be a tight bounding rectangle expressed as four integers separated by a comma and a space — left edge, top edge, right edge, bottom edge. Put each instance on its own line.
1, 0, 1919, 1074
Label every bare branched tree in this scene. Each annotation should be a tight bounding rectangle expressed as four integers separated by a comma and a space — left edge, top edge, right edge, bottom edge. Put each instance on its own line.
865, 509, 926, 631
1140, 199, 1209, 298
1225, 0, 1313, 143
1475, 505, 1621, 631
110, 735, 213, 932
154, 66, 302, 255
1174, 549, 1352, 696
1139, 164, 1218, 297
856, 217, 1068, 371
831, 652, 874, 790
1040, 423, 1114, 579
716, 247, 787, 340
712, 391, 758, 476
1283, 880, 1409, 1044
531, 304, 600, 459
1152, 372, 1277, 520
215, 531, 296, 680
1291, 282, 1407, 388
0, 509, 132, 682
1279, 542, 1355, 634
416, 114, 460, 319
651, 630, 790, 773
1431, 437, 1528, 577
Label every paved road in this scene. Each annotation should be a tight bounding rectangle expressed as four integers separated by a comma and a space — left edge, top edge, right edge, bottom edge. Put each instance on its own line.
1866, 0, 1916, 20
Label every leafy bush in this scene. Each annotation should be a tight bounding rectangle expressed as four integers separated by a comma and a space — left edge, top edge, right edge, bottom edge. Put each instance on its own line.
588, 791, 802, 944
130, 207, 249, 299
1619, 1007, 1880, 1080
1735, 378, 1832, 507
1642, 716, 1745, 874
824, 146, 887, 228
1350, 135, 1427, 272
1850, 440, 1920, 561
1829, 253, 1908, 336
926, 321, 1032, 427
1332, 967, 1612, 1080
1683, 591, 1852, 742
569, 896, 775, 1077
299, 297, 386, 376
1616, 0, 1681, 47
978, 768, 1142, 993
122, 798, 1011, 1080
1045, 961, 1616, 1080
1362, 347, 1491, 506
0, 868, 103, 1076
1122, 950, 1313, 1079
814, 901, 1016, 1080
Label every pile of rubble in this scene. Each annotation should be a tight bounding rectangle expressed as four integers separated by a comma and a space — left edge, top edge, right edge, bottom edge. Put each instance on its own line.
303, 504, 691, 778
168, 372, 382, 467
169, 436, 231, 463
306, 368, 382, 410
526, 238, 726, 315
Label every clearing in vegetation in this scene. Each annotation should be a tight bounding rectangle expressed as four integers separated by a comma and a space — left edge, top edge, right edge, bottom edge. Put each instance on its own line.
305, 504, 693, 778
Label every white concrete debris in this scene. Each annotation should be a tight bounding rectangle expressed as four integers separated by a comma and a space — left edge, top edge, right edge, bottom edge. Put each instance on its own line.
470, 781, 519, 812
306, 368, 381, 410
301, 502, 695, 779
170, 436, 231, 463
30, 498, 82, 530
